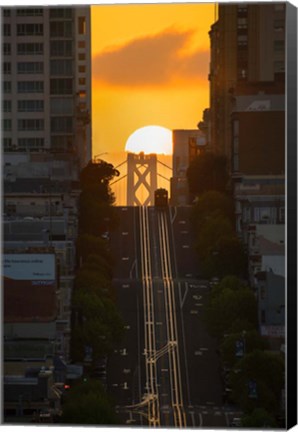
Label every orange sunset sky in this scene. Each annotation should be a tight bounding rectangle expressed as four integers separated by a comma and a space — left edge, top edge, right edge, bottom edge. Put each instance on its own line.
91, 2, 215, 203
91, 3, 215, 153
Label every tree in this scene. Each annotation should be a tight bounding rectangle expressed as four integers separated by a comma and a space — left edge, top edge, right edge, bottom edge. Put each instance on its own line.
191, 190, 234, 229
195, 214, 234, 260
80, 160, 120, 192
202, 235, 248, 278
210, 275, 248, 298
203, 286, 258, 339
229, 350, 285, 415
187, 152, 229, 197
241, 408, 278, 428
71, 290, 124, 360
60, 379, 120, 425
220, 330, 269, 369
77, 234, 113, 265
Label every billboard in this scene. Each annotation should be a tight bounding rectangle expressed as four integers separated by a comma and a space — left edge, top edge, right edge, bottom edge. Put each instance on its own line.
3, 254, 55, 280
3, 253, 57, 322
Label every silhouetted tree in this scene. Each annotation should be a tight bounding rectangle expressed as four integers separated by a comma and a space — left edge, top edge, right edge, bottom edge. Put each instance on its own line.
60, 379, 120, 425
203, 285, 258, 339
229, 350, 285, 415
187, 152, 229, 197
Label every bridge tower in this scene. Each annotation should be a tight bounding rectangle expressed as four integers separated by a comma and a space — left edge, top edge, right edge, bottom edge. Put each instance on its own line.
127, 152, 157, 206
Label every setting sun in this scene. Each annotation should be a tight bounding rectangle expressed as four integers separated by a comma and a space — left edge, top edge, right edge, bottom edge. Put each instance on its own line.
125, 125, 172, 155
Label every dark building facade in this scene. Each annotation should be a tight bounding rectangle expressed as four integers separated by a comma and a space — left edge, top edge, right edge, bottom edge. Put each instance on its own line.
208, 3, 285, 163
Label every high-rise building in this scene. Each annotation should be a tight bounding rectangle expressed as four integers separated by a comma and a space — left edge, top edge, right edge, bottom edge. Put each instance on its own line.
2, 6, 92, 168
208, 3, 285, 159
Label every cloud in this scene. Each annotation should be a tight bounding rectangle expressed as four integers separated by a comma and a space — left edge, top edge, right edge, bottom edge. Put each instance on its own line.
93, 28, 209, 87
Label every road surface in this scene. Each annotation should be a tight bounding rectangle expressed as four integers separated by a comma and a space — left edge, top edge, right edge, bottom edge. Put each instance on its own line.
107, 206, 241, 427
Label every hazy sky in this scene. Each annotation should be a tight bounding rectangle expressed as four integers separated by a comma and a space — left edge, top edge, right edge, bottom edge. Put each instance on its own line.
91, 3, 215, 159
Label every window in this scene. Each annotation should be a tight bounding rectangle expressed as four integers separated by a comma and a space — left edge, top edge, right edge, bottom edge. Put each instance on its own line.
16, 9, 43, 16
238, 34, 248, 46
17, 24, 43, 36
78, 77, 86, 85
78, 53, 86, 61
78, 65, 86, 73
18, 81, 44, 93
261, 310, 266, 324
279, 207, 285, 223
50, 59, 73, 76
17, 43, 43, 55
18, 119, 44, 131
50, 21, 73, 38
4, 138, 12, 149
49, 8, 72, 19
3, 9, 11, 17
18, 100, 44, 112
260, 286, 266, 300
238, 68, 247, 79
274, 40, 285, 51
274, 4, 285, 11
78, 16, 86, 34
18, 137, 44, 148
274, 19, 284, 32
17, 62, 43, 74
274, 61, 285, 73
3, 24, 11, 36
3, 43, 11, 55
50, 78, 73, 94
237, 17, 247, 29
3, 119, 12, 131
51, 117, 73, 133
3, 100, 12, 112
78, 41, 85, 48
50, 40, 73, 57
51, 135, 73, 150
238, 5, 247, 13
3, 81, 11, 93
3, 62, 11, 74
50, 98, 73, 115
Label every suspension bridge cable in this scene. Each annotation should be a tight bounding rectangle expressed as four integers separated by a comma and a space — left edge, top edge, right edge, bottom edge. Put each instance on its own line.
110, 174, 127, 186
157, 159, 173, 170
157, 173, 170, 182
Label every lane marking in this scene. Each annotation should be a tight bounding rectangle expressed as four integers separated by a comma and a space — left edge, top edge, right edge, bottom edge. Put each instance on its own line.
122, 284, 130, 288
182, 245, 190, 249
122, 257, 129, 261
194, 351, 203, 355
122, 232, 128, 235
190, 310, 198, 314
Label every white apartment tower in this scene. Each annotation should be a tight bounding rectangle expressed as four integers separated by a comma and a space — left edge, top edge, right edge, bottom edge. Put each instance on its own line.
2, 6, 92, 168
